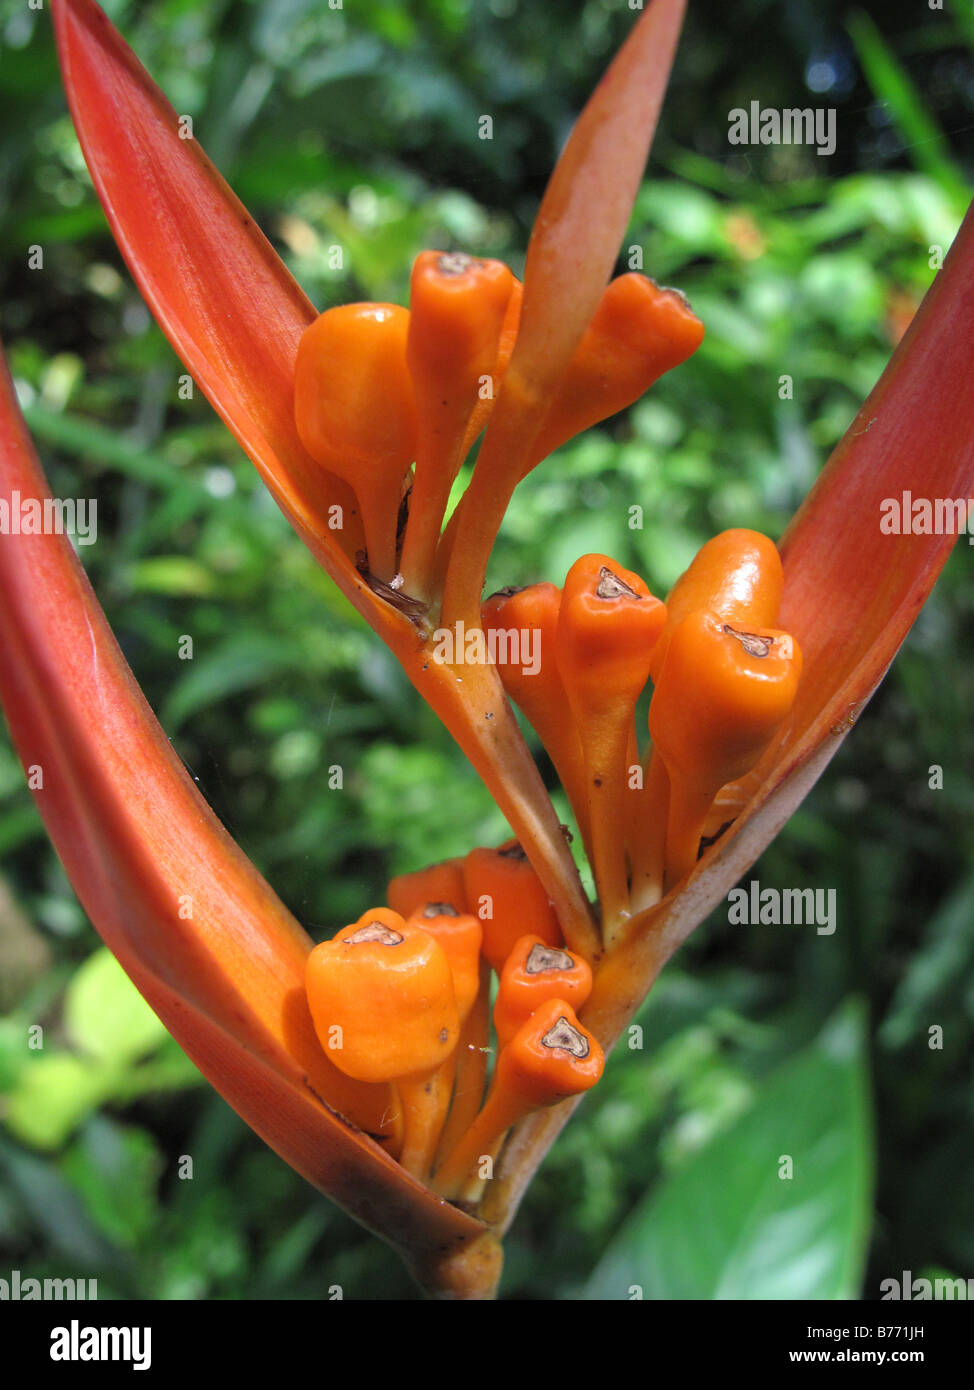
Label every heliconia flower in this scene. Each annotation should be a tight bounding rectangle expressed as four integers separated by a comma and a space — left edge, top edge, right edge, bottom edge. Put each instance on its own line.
1, 0, 973, 1298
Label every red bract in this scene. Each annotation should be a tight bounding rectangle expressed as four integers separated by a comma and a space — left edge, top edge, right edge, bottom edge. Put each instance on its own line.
0, 0, 972, 1297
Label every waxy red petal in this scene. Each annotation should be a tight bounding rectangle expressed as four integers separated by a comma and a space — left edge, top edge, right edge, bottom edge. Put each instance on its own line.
0, 356, 483, 1265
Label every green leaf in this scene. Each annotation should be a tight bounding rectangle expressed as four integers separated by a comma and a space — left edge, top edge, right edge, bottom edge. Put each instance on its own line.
583, 1001, 874, 1300
21, 404, 211, 496
64, 947, 168, 1065
0, 1137, 118, 1267
61, 1117, 163, 1249
159, 633, 302, 730
0, 803, 45, 856
947, 0, 974, 54
4, 1053, 116, 1150
129, 556, 216, 596
847, 12, 968, 206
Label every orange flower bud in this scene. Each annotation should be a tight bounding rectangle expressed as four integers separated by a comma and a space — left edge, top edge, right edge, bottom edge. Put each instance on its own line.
527, 273, 704, 471
294, 304, 417, 582
649, 611, 802, 884
556, 554, 665, 701
405, 902, 486, 1173
405, 903, 483, 1025
400, 253, 515, 597
457, 277, 523, 461
481, 583, 590, 850
462, 841, 563, 974
305, 907, 460, 1179
427, 279, 524, 598
387, 857, 468, 920
650, 529, 783, 680
407, 252, 515, 403
495, 997, 604, 1109
305, 908, 458, 1083
555, 554, 665, 930
434, 998, 603, 1198
633, 530, 784, 910
493, 934, 593, 1050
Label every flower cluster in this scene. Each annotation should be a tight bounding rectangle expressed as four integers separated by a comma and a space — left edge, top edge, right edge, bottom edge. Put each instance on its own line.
2, 0, 971, 1296
291, 249, 805, 1192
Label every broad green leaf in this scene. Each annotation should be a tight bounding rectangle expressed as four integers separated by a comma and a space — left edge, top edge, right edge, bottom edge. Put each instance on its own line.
64, 947, 168, 1065
61, 1117, 163, 1248
583, 1002, 873, 1300
4, 1053, 116, 1150
129, 556, 216, 596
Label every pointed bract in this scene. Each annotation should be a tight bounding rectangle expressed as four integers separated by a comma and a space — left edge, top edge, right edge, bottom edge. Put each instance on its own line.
513, 0, 688, 396
0, 355, 483, 1268
442, 0, 688, 624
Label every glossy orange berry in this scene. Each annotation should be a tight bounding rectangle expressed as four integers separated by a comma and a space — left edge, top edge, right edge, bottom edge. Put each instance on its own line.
462, 841, 563, 974
493, 934, 593, 1050
387, 857, 468, 920
434, 998, 603, 1198
294, 304, 417, 582
495, 997, 604, 1108
400, 253, 515, 597
649, 611, 802, 884
556, 554, 665, 702
527, 273, 704, 471
305, 907, 459, 1178
633, 530, 785, 910
305, 908, 458, 1084
650, 529, 783, 680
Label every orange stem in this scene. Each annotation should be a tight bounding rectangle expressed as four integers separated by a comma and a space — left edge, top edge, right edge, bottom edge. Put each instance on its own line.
435, 961, 491, 1166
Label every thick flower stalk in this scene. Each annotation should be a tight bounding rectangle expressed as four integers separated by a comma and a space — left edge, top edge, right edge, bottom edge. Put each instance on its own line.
1, 0, 972, 1298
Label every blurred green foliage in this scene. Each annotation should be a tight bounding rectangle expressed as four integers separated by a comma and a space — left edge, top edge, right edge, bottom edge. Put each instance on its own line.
0, 0, 973, 1299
